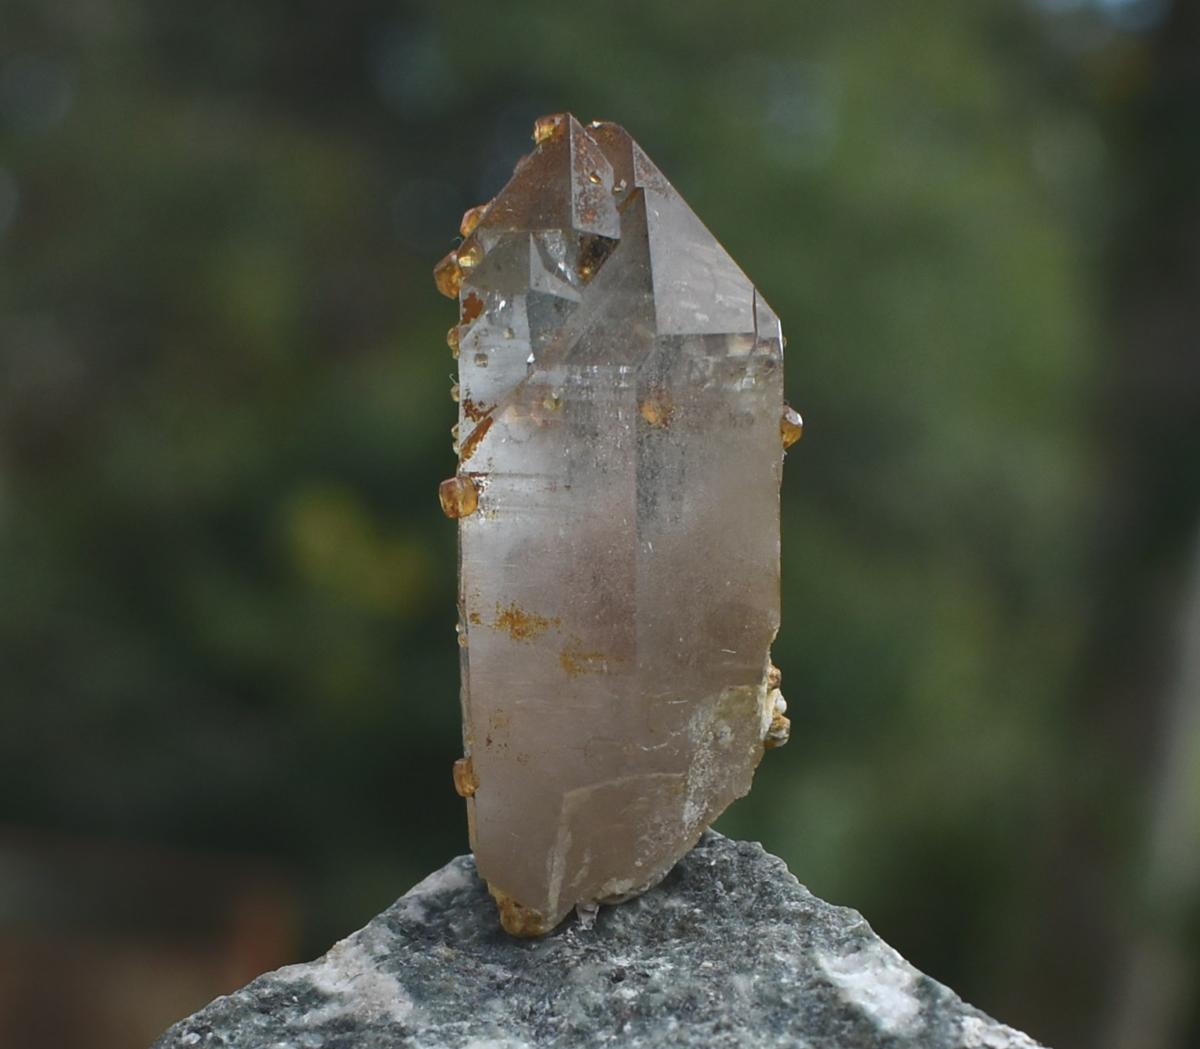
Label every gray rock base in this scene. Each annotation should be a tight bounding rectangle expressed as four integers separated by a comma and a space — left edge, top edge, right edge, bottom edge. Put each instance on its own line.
153, 832, 1044, 1048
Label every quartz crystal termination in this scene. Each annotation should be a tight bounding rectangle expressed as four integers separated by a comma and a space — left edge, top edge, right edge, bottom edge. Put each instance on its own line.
435, 114, 799, 937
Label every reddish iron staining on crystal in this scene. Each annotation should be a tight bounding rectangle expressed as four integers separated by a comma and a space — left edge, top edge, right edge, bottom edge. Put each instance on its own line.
457, 413, 493, 464
492, 602, 559, 642
433, 113, 795, 938
460, 293, 484, 326
460, 397, 491, 423
639, 393, 674, 428
559, 644, 612, 676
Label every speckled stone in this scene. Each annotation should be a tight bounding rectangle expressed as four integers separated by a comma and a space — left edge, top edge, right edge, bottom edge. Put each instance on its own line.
152, 833, 1045, 1049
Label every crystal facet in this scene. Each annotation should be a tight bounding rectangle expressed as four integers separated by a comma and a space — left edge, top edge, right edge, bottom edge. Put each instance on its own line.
436, 114, 791, 936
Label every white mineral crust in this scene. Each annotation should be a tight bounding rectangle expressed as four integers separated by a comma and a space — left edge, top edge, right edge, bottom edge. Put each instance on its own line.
440, 114, 790, 935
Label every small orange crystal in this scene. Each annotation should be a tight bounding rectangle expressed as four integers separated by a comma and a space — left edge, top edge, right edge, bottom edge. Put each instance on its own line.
781, 405, 804, 448
532, 113, 566, 144
433, 251, 463, 299
453, 756, 479, 798
457, 241, 483, 271
438, 475, 479, 519
459, 203, 489, 238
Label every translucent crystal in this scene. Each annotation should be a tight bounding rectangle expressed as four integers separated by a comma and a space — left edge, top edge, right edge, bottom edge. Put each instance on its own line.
781, 404, 805, 448
438, 475, 478, 519
459, 202, 490, 239
436, 114, 790, 936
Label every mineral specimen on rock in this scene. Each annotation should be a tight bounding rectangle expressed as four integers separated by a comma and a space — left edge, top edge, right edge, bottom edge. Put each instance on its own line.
152, 834, 1047, 1049
435, 114, 799, 936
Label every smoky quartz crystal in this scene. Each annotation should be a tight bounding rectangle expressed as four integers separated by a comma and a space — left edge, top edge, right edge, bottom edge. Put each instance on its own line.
435, 114, 799, 935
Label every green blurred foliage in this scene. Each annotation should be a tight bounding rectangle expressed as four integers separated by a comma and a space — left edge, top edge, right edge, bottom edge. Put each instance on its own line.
1, 2, 1196, 1047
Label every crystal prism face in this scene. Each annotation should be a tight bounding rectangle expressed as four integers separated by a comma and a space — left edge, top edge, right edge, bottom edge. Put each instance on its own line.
436, 115, 792, 936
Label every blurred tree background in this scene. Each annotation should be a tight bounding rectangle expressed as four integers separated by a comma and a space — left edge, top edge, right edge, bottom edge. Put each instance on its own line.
1, 1, 1197, 1047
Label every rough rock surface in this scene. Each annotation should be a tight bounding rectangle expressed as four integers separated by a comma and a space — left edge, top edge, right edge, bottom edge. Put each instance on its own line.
153, 833, 1045, 1049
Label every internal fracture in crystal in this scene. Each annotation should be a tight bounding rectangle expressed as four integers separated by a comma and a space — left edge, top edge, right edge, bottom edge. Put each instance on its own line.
435, 114, 797, 936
